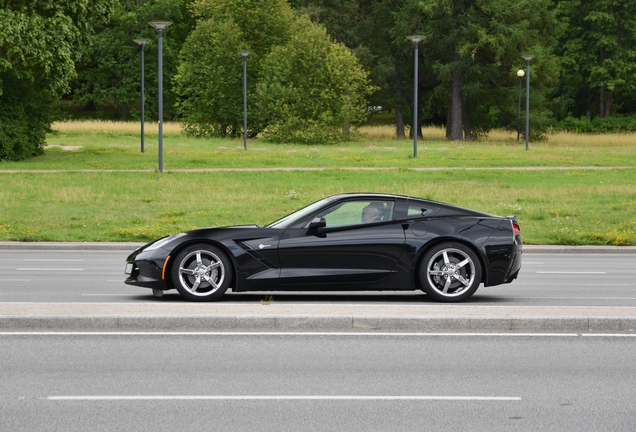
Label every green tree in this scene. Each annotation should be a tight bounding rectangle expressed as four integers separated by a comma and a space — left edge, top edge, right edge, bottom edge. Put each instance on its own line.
255, 15, 374, 143
175, 0, 293, 137
0, 0, 112, 160
72, 0, 186, 121
176, 0, 373, 143
404, 0, 561, 141
555, 0, 636, 119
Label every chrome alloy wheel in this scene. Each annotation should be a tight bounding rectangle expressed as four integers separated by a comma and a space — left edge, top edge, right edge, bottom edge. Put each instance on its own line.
177, 249, 225, 296
426, 248, 476, 297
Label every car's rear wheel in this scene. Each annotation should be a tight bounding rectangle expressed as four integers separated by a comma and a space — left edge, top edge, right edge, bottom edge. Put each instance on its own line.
419, 242, 482, 302
171, 243, 232, 301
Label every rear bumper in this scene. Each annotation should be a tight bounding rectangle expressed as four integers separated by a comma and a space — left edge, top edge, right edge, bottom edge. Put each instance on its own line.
504, 242, 523, 283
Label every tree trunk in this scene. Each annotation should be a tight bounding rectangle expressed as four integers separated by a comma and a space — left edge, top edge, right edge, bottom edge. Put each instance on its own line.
113, 93, 119, 119
604, 91, 612, 117
463, 106, 472, 141
121, 104, 128, 122
599, 85, 606, 119
83, 100, 97, 112
446, 104, 452, 139
393, 55, 405, 139
449, 48, 463, 141
598, 47, 608, 118
395, 105, 405, 139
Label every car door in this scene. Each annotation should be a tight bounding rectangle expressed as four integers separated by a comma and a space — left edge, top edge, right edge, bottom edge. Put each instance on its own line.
277, 198, 406, 286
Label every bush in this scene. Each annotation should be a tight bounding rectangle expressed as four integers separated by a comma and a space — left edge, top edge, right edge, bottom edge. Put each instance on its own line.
255, 16, 373, 144
0, 75, 55, 161
554, 115, 636, 133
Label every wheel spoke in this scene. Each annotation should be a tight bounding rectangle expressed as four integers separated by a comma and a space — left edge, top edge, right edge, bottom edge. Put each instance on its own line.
180, 268, 195, 276
196, 253, 203, 265
455, 275, 470, 287
209, 261, 222, 270
442, 252, 450, 265
191, 276, 201, 292
456, 258, 470, 269
203, 274, 219, 289
429, 270, 444, 276
442, 276, 452, 293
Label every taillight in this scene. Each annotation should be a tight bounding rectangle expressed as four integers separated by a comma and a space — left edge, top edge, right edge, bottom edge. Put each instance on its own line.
512, 222, 521, 236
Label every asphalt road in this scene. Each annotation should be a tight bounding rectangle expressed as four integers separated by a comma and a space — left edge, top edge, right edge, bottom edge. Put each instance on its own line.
1, 332, 635, 431
0, 249, 634, 306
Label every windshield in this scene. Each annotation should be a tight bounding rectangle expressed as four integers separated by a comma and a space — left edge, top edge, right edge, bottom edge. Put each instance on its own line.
266, 197, 336, 229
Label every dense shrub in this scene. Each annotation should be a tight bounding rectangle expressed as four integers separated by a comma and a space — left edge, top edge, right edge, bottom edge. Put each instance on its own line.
0, 75, 54, 161
176, 0, 373, 143
255, 16, 373, 144
553, 115, 636, 133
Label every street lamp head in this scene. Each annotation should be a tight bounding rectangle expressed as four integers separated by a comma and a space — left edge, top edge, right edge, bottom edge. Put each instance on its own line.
407, 35, 424, 44
148, 21, 173, 31
517, 69, 525, 77
239, 50, 252, 58
520, 53, 535, 62
133, 38, 151, 46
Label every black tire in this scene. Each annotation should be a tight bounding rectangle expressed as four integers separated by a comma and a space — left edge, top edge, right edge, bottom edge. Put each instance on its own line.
170, 243, 232, 302
418, 242, 482, 302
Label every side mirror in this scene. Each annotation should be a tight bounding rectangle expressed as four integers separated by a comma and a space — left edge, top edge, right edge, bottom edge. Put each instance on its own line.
307, 217, 326, 235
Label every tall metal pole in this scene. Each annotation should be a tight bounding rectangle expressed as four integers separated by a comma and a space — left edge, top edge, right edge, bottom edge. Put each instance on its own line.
521, 54, 534, 151
240, 51, 251, 150
141, 44, 145, 153
525, 59, 531, 151
413, 42, 419, 158
157, 29, 164, 171
149, 21, 172, 172
133, 38, 150, 152
516, 69, 524, 142
407, 36, 423, 158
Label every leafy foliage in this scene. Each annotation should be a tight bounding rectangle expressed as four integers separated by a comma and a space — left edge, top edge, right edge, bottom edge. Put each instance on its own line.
71, 0, 186, 121
175, 0, 294, 137
554, 0, 636, 119
0, 0, 112, 160
554, 114, 636, 133
177, 0, 372, 143
255, 16, 373, 144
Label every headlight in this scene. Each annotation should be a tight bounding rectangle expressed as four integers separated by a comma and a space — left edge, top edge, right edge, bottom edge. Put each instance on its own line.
145, 233, 187, 251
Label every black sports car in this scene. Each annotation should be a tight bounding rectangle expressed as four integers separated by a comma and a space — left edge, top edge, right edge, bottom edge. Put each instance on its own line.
125, 193, 522, 302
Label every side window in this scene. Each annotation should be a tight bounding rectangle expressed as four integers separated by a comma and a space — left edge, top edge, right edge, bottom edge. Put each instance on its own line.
394, 199, 440, 220
407, 206, 437, 217
314, 200, 395, 228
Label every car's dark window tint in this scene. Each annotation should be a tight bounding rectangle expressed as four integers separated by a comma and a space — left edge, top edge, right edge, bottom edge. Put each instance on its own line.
407, 206, 437, 217
395, 199, 439, 220
312, 200, 395, 228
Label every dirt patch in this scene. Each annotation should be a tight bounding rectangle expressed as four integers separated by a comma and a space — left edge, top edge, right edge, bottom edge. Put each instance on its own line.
46, 145, 82, 151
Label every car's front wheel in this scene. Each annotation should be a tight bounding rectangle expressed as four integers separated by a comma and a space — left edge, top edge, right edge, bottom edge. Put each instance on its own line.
171, 243, 232, 301
419, 242, 482, 302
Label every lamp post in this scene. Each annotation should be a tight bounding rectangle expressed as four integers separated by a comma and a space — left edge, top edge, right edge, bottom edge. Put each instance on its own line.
133, 38, 150, 153
239, 50, 251, 150
520, 54, 535, 150
407, 35, 424, 158
516, 69, 525, 141
148, 20, 172, 172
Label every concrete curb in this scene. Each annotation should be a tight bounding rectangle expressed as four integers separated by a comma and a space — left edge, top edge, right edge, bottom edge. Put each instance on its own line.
1, 242, 635, 253
1, 315, 635, 332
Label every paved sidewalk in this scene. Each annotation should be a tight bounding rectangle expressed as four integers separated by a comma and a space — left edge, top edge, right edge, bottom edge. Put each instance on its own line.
1, 302, 635, 333
1, 242, 635, 332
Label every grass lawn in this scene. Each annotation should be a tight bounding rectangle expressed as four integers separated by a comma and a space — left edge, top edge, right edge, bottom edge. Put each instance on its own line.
1, 121, 634, 245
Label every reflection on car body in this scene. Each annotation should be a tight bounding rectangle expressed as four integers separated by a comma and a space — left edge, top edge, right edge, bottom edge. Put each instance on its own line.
125, 193, 522, 302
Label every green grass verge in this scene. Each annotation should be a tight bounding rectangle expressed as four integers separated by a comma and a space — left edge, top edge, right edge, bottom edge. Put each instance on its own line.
1, 129, 635, 170
1, 169, 635, 245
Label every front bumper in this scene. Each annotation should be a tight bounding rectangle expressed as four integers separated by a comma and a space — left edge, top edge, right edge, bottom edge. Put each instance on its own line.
124, 247, 171, 291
